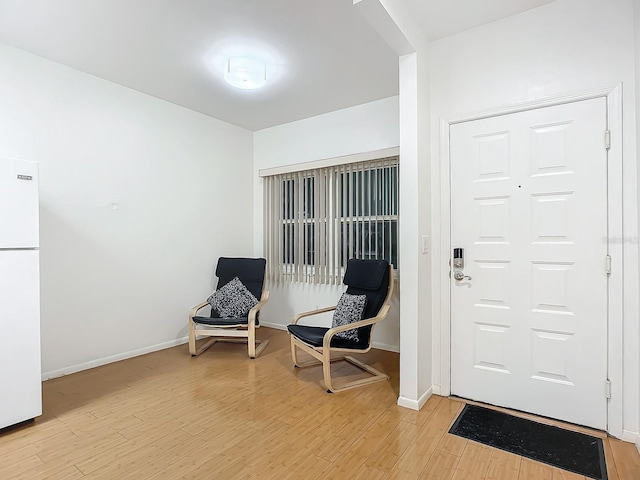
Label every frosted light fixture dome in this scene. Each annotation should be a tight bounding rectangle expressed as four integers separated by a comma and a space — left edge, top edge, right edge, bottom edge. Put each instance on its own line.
224, 57, 266, 89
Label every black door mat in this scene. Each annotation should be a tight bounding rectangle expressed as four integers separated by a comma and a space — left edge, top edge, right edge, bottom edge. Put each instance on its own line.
449, 404, 607, 480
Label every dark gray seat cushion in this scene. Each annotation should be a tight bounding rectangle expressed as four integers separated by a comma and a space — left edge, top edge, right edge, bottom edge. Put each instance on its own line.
193, 315, 255, 326
287, 324, 369, 350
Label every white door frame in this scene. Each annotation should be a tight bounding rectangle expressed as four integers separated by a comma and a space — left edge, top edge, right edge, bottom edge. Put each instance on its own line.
436, 84, 624, 438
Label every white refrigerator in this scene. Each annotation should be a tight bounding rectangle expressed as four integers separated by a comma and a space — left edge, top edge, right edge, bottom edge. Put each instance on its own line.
0, 157, 41, 430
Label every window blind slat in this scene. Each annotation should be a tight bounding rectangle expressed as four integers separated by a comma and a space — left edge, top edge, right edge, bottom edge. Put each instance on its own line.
294, 172, 306, 282
315, 169, 322, 284
263, 157, 398, 285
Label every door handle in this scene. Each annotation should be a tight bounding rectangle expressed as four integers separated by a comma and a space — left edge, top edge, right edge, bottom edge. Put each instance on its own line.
454, 271, 472, 281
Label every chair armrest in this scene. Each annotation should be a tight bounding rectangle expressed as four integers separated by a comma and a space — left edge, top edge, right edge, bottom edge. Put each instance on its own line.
248, 290, 270, 326
322, 304, 391, 350
189, 300, 210, 319
291, 305, 338, 325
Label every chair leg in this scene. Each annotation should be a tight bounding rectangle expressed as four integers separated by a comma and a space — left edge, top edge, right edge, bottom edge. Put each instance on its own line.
322, 347, 334, 392
290, 336, 299, 367
326, 356, 389, 393
246, 327, 269, 358
248, 325, 256, 359
188, 319, 196, 356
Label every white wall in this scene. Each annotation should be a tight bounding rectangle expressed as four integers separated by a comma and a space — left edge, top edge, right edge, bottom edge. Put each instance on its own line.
0, 44, 255, 378
428, 0, 638, 439
252, 96, 401, 351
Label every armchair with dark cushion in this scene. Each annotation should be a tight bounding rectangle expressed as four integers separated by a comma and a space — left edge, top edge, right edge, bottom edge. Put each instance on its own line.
189, 257, 269, 359
287, 259, 394, 392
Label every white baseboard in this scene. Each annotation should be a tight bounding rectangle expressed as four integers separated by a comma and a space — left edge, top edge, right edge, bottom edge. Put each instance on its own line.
622, 429, 640, 445
261, 321, 287, 331
432, 385, 442, 396
261, 323, 400, 353
372, 341, 400, 353
397, 387, 433, 411
42, 337, 189, 381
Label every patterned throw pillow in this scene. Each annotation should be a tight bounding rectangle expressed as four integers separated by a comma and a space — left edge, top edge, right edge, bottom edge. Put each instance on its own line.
331, 293, 367, 341
207, 277, 259, 318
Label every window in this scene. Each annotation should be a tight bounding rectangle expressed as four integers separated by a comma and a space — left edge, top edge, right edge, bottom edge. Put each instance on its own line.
263, 156, 398, 284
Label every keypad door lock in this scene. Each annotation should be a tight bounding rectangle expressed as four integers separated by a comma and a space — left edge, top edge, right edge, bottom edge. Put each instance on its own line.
453, 248, 472, 281
453, 248, 464, 269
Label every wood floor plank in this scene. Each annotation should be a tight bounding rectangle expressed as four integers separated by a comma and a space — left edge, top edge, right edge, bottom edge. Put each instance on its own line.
5, 462, 85, 480
250, 443, 331, 480
351, 462, 388, 479
551, 467, 585, 479
346, 408, 405, 458
63, 412, 143, 437
74, 421, 190, 475
419, 449, 460, 480
38, 428, 125, 462
82, 430, 204, 480
307, 427, 364, 463
452, 441, 493, 480
485, 449, 522, 480
414, 399, 464, 459
386, 442, 436, 479
0, 417, 70, 449
365, 419, 421, 472
0, 454, 44, 479
437, 432, 468, 457
518, 459, 554, 480
316, 452, 369, 480
146, 448, 230, 480
1, 328, 639, 480
147, 425, 262, 480
278, 455, 332, 480
401, 394, 443, 426
603, 437, 621, 480
609, 437, 640, 480
0, 429, 78, 469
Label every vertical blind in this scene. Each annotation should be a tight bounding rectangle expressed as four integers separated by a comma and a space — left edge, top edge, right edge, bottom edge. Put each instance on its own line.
263, 156, 399, 285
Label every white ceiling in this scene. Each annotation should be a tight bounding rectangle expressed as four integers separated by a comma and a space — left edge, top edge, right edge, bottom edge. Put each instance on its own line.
405, 0, 557, 41
0, 0, 557, 131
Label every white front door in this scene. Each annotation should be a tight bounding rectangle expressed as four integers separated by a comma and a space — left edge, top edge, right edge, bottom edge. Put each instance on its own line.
450, 98, 609, 430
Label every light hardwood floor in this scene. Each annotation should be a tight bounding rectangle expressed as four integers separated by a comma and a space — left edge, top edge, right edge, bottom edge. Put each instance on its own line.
1, 327, 639, 479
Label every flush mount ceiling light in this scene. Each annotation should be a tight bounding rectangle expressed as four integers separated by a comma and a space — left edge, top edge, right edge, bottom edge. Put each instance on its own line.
224, 57, 266, 90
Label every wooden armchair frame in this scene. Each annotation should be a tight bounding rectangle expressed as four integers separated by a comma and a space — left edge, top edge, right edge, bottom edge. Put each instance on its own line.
189, 289, 270, 359
289, 266, 394, 392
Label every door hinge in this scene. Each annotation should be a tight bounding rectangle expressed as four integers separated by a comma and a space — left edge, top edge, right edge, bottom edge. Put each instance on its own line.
605, 130, 611, 150
605, 255, 612, 275
605, 379, 612, 399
